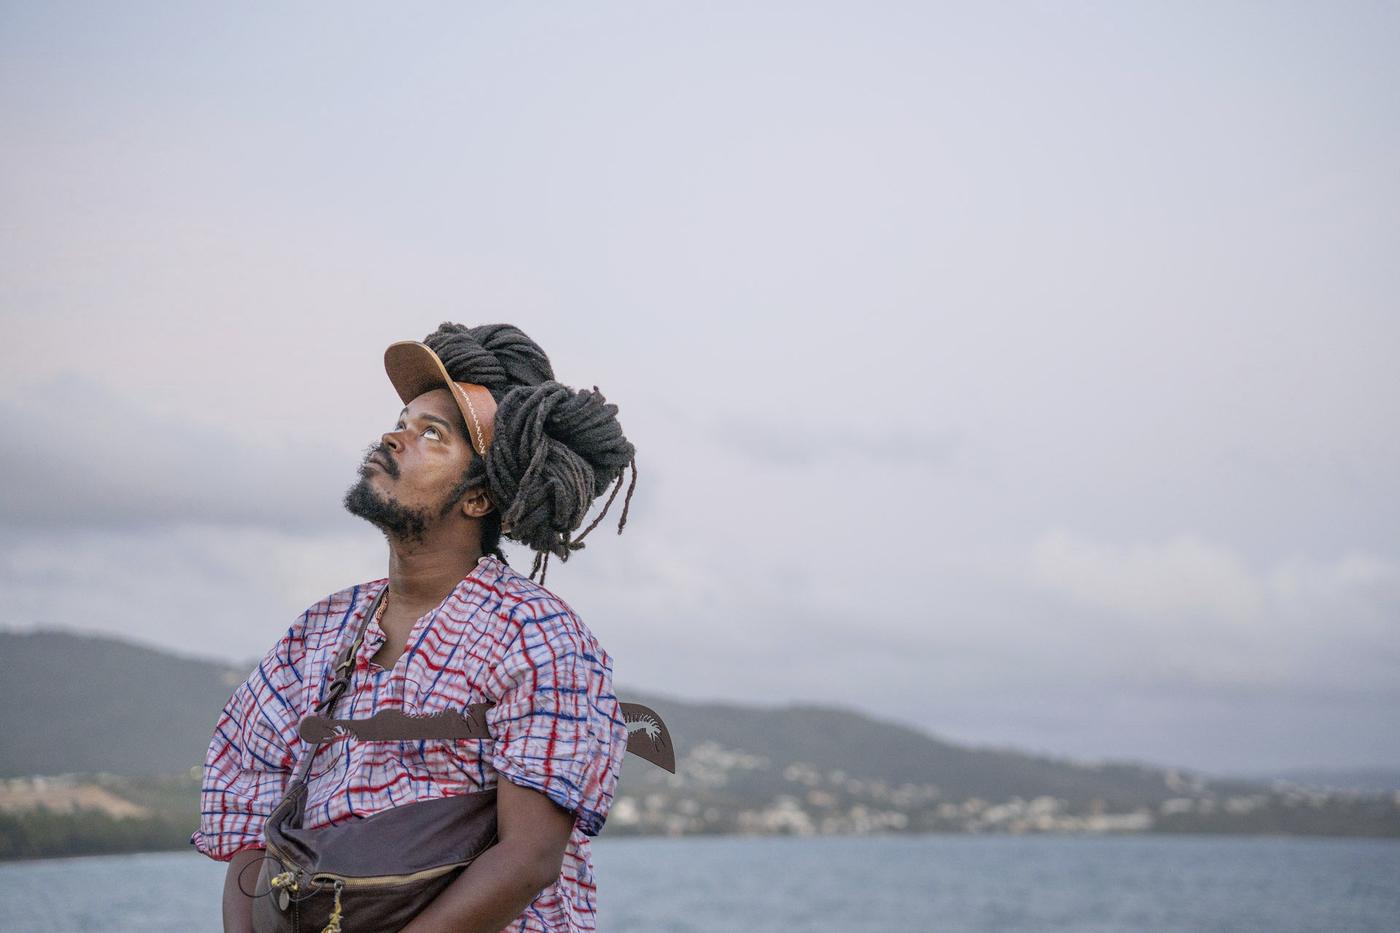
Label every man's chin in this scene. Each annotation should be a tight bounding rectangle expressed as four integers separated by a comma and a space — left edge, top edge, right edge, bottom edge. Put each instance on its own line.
343, 478, 387, 521
342, 480, 429, 543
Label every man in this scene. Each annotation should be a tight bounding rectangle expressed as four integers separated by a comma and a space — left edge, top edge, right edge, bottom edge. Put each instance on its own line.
191, 325, 637, 933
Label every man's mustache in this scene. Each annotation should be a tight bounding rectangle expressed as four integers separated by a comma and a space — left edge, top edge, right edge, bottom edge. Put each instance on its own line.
363, 445, 397, 477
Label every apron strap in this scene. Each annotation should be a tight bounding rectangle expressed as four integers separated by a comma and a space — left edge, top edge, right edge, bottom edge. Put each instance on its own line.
289, 581, 387, 788
299, 701, 676, 773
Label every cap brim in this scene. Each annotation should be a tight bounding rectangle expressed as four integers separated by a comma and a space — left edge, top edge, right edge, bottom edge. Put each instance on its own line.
384, 340, 454, 405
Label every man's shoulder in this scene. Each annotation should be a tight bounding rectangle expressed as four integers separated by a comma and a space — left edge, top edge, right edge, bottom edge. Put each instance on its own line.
488, 559, 607, 657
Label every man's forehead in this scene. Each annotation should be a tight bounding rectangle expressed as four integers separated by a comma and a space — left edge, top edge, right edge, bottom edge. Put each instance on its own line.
401, 388, 466, 427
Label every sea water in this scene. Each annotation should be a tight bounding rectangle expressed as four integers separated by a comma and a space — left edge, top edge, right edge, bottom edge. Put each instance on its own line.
1, 833, 1397, 932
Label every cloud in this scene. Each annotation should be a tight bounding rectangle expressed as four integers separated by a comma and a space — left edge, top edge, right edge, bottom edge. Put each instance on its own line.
1029, 530, 1267, 624
0, 522, 385, 663
0, 374, 361, 532
701, 411, 965, 469
1027, 528, 1400, 691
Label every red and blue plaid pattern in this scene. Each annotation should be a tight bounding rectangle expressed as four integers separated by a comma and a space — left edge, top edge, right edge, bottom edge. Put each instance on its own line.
190, 554, 627, 932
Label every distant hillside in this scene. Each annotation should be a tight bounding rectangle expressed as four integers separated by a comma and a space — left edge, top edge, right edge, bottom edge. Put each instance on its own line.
613, 694, 1253, 811
1219, 767, 1400, 795
0, 626, 1221, 806
0, 628, 257, 778
2, 626, 1397, 859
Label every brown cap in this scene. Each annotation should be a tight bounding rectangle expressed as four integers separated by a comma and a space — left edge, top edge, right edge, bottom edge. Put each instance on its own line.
383, 340, 498, 459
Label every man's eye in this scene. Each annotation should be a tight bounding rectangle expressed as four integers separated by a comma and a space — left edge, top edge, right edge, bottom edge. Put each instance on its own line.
396, 422, 442, 439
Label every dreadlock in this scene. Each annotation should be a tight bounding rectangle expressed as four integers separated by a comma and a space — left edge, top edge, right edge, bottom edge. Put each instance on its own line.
423, 322, 638, 585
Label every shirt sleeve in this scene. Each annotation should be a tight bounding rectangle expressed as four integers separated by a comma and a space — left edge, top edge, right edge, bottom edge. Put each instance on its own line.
486, 594, 627, 838
189, 609, 310, 862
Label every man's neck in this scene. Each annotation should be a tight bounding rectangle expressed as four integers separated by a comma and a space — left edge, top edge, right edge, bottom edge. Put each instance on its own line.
384, 535, 484, 612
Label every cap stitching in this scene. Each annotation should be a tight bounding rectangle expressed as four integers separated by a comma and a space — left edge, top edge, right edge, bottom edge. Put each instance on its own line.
454, 382, 487, 455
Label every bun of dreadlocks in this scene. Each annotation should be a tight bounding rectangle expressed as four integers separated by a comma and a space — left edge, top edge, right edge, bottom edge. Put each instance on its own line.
422, 322, 638, 584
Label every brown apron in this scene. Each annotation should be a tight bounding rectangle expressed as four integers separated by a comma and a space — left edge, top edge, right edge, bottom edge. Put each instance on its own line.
250, 584, 497, 933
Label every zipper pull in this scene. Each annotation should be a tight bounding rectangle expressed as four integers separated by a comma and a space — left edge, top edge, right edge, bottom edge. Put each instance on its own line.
269, 870, 298, 911
319, 879, 345, 933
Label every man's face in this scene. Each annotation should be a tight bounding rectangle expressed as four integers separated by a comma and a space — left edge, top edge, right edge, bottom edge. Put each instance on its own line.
342, 387, 477, 545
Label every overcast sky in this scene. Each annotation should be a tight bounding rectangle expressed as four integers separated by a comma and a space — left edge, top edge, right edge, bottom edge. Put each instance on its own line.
3, 2, 1397, 777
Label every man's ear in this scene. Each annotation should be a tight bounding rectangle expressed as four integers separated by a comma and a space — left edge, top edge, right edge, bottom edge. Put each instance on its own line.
459, 488, 495, 522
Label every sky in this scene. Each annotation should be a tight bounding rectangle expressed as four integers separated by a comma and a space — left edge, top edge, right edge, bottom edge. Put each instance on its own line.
2, 1, 1397, 777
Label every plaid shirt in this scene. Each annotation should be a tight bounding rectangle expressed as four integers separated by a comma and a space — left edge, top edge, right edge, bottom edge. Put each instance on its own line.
190, 554, 627, 933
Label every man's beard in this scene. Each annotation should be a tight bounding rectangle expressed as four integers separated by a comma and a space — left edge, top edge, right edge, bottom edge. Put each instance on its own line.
343, 475, 433, 546
342, 454, 477, 546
